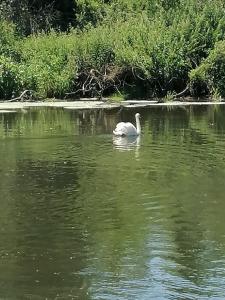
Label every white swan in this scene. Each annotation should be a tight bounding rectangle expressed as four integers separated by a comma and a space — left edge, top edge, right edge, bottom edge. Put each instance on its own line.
113, 113, 141, 136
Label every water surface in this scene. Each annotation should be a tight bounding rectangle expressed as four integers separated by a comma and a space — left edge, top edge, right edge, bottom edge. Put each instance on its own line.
1, 105, 225, 299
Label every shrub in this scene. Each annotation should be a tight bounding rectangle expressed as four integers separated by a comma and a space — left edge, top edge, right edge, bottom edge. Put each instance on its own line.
0, 20, 18, 56
73, 0, 225, 98
190, 41, 225, 97
0, 55, 21, 98
1, 0, 225, 100
17, 31, 78, 98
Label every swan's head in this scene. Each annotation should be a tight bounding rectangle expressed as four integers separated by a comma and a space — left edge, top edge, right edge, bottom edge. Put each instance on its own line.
135, 113, 140, 118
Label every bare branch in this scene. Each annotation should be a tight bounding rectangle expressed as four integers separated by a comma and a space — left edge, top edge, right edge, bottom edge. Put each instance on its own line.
9, 90, 36, 102
175, 85, 190, 98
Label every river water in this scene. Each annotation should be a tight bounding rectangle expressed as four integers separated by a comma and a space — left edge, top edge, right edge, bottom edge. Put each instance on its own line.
0, 105, 225, 299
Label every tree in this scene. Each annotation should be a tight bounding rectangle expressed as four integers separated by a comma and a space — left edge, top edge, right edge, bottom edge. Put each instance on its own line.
0, 0, 76, 34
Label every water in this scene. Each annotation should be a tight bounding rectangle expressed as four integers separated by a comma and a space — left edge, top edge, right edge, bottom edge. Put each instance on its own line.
1, 105, 225, 299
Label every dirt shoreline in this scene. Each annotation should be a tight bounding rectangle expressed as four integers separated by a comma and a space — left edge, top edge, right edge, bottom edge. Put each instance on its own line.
0, 99, 225, 112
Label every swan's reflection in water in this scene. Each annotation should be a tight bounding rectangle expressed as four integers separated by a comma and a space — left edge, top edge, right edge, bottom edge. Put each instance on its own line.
113, 135, 141, 158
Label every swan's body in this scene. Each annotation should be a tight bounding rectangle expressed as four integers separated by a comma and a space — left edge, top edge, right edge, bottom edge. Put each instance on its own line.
113, 113, 141, 136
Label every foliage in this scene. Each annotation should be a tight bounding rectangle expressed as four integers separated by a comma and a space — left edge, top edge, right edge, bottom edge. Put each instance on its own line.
72, 0, 225, 98
0, 0, 76, 34
75, 0, 107, 28
17, 32, 78, 98
109, 91, 126, 102
163, 92, 176, 103
0, 29, 78, 99
190, 41, 225, 98
1, 0, 225, 99
0, 20, 18, 56
0, 55, 21, 99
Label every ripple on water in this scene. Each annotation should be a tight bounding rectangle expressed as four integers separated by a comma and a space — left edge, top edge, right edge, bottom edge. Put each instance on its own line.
1, 107, 225, 299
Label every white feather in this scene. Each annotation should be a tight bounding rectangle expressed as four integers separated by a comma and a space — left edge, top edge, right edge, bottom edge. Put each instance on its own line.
113, 113, 141, 136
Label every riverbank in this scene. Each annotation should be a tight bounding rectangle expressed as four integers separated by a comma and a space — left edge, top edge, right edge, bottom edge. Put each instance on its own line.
1, 1, 225, 101
0, 99, 225, 113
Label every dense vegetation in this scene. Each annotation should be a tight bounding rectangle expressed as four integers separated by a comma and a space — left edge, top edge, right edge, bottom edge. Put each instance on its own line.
1, 0, 225, 100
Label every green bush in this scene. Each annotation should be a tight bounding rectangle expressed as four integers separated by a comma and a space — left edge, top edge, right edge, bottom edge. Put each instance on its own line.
72, 0, 225, 97
0, 30, 78, 99
1, 0, 225, 100
0, 21, 21, 98
0, 55, 21, 98
17, 31, 78, 98
0, 20, 18, 56
190, 41, 225, 97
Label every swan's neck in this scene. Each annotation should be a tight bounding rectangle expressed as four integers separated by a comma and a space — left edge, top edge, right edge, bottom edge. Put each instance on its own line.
135, 116, 141, 135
